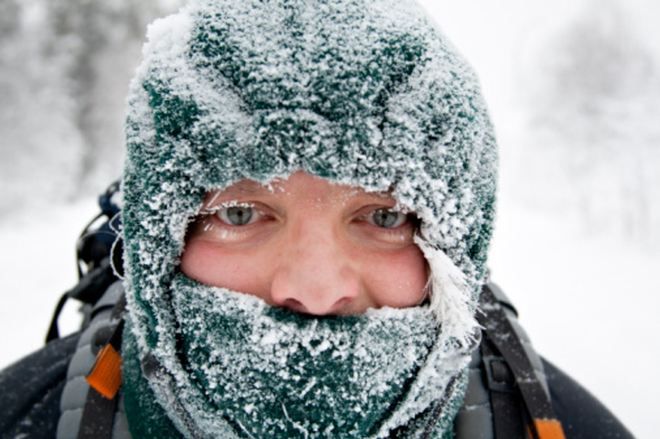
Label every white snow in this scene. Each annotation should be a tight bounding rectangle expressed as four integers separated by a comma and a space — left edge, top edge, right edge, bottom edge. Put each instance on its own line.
1, 0, 658, 438
0, 200, 97, 364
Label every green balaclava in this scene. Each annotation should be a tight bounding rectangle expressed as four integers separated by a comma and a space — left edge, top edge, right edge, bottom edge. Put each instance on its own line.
120, 0, 498, 437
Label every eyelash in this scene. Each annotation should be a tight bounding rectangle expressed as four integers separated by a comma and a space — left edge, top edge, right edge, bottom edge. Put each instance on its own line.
199, 202, 265, 236
203, 201, 254, 212
199, 201, 418, 242
203, 202, 257, 218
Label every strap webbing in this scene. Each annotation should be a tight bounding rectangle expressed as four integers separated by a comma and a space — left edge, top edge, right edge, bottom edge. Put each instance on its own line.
479, 285, 566, 439
481, 337, 527, 438
77, 390, 119, 439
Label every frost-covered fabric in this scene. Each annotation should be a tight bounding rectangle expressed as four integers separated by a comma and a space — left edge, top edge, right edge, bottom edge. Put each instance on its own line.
121, 0, 497, 437
125, 274, 467, 437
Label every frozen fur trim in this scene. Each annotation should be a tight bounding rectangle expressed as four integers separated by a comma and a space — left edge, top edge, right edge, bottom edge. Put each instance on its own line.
417, 237, 480, 344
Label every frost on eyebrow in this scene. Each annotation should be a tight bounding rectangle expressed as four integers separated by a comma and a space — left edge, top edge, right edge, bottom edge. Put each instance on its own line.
202, 182, 276, 208
204, 176, 399, 210
200, 199, 255, 214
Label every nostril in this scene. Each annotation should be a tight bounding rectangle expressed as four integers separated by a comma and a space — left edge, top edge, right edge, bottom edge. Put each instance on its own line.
276, 296, 354, 316
270, 265, 362, 315
330, 297, 352, 313
280, 298, 307, 313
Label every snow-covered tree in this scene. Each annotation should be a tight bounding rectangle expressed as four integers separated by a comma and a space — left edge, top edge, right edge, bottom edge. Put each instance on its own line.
518, 0, 660, 244
0, 0, 183, 218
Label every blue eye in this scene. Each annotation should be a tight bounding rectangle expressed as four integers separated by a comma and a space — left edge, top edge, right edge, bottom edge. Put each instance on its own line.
217, 206, 256, 226
369, 208, 407, 228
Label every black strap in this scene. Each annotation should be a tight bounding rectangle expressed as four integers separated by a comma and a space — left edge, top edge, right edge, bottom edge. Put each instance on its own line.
481, 337, 527, 439
479, 284, 563, 439
46, 258, 118, 343
77, 390, 119, 439
45, 293, 70, 343
48, 180, 123, 343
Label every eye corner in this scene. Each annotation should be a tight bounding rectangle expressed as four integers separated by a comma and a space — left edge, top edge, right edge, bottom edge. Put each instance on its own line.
407, 211, 422, 228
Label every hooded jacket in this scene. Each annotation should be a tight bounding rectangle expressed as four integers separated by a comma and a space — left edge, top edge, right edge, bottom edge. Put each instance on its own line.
0, 283, 634, 438
118, 0, 496, 436
0, 0, 635, 438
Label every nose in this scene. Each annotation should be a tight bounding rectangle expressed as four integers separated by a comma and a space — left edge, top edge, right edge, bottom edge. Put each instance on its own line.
269, 221, 361, 315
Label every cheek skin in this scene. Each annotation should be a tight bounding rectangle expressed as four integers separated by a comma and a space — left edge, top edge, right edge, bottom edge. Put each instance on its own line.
353, 245, 429, 309
180, 209, 429, 313
180, 237, 274, 301
180, 234, 429, 312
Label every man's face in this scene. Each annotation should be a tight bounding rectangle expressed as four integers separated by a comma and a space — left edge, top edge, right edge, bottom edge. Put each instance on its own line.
180, 171, 428, 315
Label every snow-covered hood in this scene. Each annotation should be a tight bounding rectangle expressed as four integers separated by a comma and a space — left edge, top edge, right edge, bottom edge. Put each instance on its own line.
121, 0, 497, 436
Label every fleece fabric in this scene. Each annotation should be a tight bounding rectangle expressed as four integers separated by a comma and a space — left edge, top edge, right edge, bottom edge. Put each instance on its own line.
122, 276, 469, 438
120, 0, 498, 437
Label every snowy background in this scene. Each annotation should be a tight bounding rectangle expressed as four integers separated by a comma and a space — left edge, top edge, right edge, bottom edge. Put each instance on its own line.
1, 0, 658, 437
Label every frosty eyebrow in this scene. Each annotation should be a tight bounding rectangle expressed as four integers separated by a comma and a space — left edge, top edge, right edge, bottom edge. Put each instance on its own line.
204, 180, 397, 208
204, 182, 274, 207
348, 189, 397, 205
220, 183, 269, 196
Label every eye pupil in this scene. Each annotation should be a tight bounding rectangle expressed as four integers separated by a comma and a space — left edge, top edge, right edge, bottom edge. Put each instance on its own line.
373, 209, 401, 228
226, 206, 253, 225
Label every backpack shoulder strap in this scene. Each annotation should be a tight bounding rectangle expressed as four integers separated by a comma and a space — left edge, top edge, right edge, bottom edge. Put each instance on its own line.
455, 282, 565, 439
57, 281, 131, 439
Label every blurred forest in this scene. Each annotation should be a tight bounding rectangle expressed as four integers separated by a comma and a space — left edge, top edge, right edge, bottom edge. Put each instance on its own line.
1, 0, 659, 246
515, 0, 660, 245
0, 0, 183, 216
1, 0, 658, 247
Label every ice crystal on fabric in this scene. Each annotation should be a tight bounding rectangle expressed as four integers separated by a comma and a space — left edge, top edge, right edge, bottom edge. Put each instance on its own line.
120, 0, 498, 436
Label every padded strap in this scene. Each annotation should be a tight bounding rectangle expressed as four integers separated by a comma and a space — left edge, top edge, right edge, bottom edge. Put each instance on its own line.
481, 337, 526, 438
78, 293, 127, 439
57, 281, 129, 439
77, 391, 118, 439
479, 284, 566, 439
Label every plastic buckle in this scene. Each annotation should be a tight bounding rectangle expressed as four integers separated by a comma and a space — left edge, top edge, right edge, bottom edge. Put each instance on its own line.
483, 355, 516, 393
